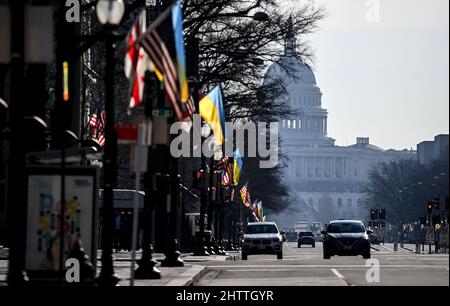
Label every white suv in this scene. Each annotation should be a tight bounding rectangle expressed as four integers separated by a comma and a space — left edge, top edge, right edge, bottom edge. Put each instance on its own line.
241, 222, 285, 260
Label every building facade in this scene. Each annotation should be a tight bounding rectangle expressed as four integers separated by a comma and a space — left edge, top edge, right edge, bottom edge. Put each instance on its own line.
265, 20, 415, 228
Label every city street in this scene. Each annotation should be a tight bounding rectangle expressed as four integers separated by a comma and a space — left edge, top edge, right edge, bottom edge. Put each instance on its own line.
193, 242, 449, 286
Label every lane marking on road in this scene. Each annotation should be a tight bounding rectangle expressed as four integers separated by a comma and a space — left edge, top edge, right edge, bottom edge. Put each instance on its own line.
331, 269, 345, 280
381, 245, 394, 251
208, 264, 449, 269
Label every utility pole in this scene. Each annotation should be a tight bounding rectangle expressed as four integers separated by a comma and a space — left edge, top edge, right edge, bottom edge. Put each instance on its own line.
7, 0, 27, 285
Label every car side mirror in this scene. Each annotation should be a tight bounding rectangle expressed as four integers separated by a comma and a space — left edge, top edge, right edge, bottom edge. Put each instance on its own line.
367, 229, 374, 235
321, 230, 327, 235
280, 230, 286, 235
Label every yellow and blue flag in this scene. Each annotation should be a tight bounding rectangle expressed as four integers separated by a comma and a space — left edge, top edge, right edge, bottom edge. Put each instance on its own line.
199, 85, 226, 145
233, 149, 243, 185
172, 1, 189, 103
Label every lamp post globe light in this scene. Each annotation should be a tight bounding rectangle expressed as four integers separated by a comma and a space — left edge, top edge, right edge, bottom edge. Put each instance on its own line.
96, 0, 124, 286
96, 0, 125, 25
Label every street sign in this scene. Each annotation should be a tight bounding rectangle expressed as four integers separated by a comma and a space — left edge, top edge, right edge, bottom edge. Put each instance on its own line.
153, 108, 173, 117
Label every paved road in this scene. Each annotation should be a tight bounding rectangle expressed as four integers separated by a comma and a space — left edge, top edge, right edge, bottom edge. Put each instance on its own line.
194, 242, 449, 286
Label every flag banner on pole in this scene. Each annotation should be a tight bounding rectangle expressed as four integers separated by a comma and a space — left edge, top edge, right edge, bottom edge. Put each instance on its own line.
221, 156, 233, 187
240, 181, 251, 208
89, 106, 105, 146
233, 149, 243, 185
125, 10, 150, 111
257, 201, 264, 222
199, 85, 226, 145
172, 1, 189, 103
137, 3, 191, 123
252, 200, 260, 222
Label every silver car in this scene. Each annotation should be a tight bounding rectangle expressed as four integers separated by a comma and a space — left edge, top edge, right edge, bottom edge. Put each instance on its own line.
241, 222, 285, 260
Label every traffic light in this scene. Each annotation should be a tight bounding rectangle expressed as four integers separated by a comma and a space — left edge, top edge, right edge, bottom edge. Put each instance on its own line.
379, 209, 386, 220
373, 221, 379, 228
370, 209, 378, 220
380, 221, 386, 227
427, 201, 433, 213
367, 221, 372, 227
193, 169, 204, 190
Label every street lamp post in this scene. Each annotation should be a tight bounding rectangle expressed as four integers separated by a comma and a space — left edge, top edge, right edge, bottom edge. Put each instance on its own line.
95, 0, 124, 287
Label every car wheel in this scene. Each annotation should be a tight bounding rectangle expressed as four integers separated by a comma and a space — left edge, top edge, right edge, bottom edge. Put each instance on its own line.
298, 244, 301, 248
323, 252, 330, 259
363, 251, 371, 259
312, 243, 315, 248
242, 253, 248, 260
277, 252, 283, 260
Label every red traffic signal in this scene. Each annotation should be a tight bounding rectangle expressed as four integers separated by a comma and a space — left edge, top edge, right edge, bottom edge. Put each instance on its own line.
370, 209, 378, 220
379, 209, 386, 220
193, 169, 204, 190
427, 201, 433, 213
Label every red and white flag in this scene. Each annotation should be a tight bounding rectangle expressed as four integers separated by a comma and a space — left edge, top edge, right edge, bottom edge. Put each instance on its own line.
89, 108, 106, 146
125, 10, 150, 111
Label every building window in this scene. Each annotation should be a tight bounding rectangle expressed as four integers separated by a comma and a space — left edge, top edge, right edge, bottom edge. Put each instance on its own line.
315, 157, 322, 177
335, 158, 343, 178
293, 120, 296, 129
298, 119, 302, 130
295, 157, 302, 177
324, 157, 330, 177
307, 157, 314, 177
337, 198, 343, 209
347, 199, 352, 208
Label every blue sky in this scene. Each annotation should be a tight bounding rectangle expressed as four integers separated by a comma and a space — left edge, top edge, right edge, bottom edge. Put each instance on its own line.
288, 0, 449, 149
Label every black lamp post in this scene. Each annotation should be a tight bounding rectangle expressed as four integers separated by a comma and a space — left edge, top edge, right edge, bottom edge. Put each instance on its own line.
95, 0, 124, 287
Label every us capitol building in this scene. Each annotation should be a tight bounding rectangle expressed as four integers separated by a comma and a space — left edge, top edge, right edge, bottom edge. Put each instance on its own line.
264, 22, 415, 228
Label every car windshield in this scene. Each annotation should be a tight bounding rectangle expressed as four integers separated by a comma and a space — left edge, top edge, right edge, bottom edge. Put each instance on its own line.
299, 232, 313, 236
245, 224, 278, 234
327, 223, 365, 233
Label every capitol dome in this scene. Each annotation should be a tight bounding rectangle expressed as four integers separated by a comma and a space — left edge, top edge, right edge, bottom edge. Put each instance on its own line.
263, 16, 335, 147
265, 55, 317, 86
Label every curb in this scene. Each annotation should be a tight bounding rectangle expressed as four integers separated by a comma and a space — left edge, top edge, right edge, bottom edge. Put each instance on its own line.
401, 246, 414, 252
370, 246, 381, 251
225, 253, 240, 261
165, 265, 208, 286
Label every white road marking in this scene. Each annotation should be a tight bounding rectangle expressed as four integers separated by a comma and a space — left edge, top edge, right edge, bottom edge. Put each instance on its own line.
331, 269, 345, 279
209, 264, 449, 269
381, 245, 394, 251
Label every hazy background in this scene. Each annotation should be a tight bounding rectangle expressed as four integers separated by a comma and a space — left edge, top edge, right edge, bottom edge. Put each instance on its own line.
287, 0, 449, 150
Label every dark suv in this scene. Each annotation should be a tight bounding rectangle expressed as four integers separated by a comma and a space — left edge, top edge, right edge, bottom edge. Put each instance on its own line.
298, 231, 315, 248
322, 220, 372, 259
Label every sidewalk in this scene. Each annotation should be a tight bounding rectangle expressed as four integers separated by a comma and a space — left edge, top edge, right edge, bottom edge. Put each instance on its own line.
0, 247, 240, 286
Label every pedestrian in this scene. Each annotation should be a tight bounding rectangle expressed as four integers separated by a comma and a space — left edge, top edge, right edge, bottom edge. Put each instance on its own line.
114, 211, 121, 252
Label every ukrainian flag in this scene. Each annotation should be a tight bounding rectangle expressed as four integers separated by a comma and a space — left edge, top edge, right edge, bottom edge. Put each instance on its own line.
199, 85, 226, 145
233, 149, 243, 185
172, 1, 189, 103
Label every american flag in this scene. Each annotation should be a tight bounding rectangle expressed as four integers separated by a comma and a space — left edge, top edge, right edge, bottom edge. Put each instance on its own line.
221, 156, 233, 186
89, 108, 105, 146
140, 21, 190, 122
240, 182, 251, 208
